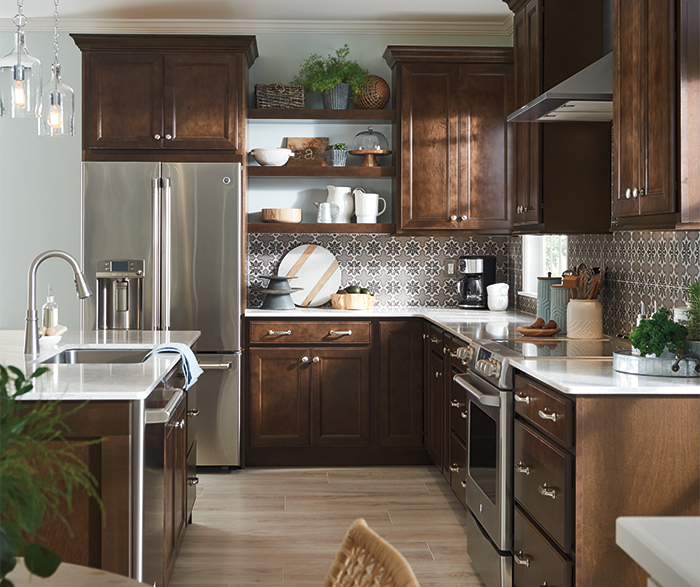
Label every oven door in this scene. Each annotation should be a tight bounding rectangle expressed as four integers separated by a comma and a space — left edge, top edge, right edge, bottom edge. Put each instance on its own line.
455, 371, 512, 552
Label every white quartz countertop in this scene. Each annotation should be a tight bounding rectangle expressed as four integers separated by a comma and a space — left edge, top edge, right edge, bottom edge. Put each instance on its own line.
616, 517, 700, 587
0, 330, 200, 401
245, 307, 700, 396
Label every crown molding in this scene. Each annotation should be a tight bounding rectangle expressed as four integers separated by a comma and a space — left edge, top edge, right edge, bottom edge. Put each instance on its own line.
0, 16, 513, 36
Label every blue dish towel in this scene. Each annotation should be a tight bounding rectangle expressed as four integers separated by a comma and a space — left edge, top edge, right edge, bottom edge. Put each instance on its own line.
145, 342, 203, 390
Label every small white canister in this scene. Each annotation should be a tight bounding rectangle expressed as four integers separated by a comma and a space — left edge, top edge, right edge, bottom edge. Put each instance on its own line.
567, 299, 603, 339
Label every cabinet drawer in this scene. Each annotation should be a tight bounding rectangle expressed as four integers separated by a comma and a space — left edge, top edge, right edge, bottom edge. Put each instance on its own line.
428, 325, 445, 356
514, 374, 574, 448
249, 321, 371, 345
449, 433, 467, 509
514, 507, 572, 587
449, 374, 467, 442
514, 419, 573, 553
450, 337, 471, 371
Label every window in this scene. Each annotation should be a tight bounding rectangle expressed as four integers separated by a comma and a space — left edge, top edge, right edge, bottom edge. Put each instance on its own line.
521, 235, 568, 296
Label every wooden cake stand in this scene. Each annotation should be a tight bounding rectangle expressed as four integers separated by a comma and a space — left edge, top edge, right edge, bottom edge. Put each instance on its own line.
348, 149, 391, 167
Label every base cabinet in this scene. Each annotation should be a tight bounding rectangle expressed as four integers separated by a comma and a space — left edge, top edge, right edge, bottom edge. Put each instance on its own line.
514, 372, 700, 587
245, 318, 427, 466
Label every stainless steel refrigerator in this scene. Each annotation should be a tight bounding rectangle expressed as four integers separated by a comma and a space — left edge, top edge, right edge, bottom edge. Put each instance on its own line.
82, 161, 242, 466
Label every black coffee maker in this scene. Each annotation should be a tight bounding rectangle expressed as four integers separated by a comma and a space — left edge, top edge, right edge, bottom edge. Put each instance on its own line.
457, 256, 496, 309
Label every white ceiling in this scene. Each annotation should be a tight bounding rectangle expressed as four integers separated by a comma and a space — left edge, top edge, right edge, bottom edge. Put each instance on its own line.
0, 0, 513, 35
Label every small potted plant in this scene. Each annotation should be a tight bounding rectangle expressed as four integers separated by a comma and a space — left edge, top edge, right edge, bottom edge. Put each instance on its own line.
324, 143, 348, 167
629, 307, 688, 357
291, 44, 368, 109
681, 281, 700, 355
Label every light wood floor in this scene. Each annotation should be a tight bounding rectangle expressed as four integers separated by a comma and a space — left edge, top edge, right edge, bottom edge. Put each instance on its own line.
170, 466, 481, 587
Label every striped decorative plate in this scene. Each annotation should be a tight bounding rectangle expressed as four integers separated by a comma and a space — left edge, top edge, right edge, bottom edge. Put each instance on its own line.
278, 244, 342, 307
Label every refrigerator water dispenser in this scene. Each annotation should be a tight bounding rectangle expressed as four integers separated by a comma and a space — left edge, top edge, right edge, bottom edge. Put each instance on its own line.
96, 259, 144, 330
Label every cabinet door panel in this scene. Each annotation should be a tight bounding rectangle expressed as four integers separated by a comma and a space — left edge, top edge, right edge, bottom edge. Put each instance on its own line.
459, 65, 513, 230
164, 54, 241, 151
378, 320, 424, 447
86, 53, 163, 150
310, 347, 370, 447
398, 63, 459, 230
248, 348, 310, 447
428, 351, 445, 469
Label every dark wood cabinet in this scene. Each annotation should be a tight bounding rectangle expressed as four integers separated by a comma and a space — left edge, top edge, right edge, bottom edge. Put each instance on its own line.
612, 0, 677, 228
71, 34, 258, 159
245, 318, 428, 466
378, 320, 424, 447
427, 349, 446, 469
514, 372, 700, 587
164, 397, 186, 587
505, 0, 612, 233
384, 47, 513, 233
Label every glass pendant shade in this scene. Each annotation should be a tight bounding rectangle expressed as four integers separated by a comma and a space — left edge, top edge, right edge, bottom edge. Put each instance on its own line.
0, 31, 42, 118
40, 63, 74, 136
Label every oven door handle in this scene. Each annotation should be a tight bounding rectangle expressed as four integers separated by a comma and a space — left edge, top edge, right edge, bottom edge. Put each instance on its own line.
453, 374, 501, 407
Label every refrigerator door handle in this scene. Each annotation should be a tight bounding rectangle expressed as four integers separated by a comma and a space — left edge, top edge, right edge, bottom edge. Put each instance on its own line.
152, 177, 162, 330
200, 362, 232, 370
162, 177, 172, 331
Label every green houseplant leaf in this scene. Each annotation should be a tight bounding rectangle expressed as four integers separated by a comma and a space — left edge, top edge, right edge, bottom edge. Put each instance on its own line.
0, 365, 103, 585
291, 44, 368, 97
629, 307, 688, 357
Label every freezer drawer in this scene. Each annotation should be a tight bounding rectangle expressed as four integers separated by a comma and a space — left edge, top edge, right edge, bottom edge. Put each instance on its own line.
196, 352, 241, 466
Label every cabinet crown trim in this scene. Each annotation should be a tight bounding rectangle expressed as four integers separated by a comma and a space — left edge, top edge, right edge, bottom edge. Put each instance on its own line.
383, 46, 513, 67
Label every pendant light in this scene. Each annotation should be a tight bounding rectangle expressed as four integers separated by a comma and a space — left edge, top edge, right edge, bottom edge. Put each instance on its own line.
39, 0, 74, 136
0, 0, 42, 118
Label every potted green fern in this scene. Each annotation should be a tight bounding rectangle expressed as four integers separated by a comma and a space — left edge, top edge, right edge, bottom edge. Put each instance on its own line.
292, 44, 368, 109
0, 365, 102, 587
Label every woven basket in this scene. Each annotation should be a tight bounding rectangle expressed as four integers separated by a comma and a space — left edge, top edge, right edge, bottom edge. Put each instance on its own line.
255, 83, 305, 109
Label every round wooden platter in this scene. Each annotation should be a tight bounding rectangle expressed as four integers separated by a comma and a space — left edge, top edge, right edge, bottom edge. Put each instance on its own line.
515, 326, 562, 337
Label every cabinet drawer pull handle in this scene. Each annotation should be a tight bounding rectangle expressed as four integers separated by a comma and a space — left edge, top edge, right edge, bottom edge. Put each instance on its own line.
423, 333, 429, 340
177, 419, 185, 430
538, 408, 558, 422
435, 371, 442, 378
187, 409, 199, 417
431, 337, 440, 344
312, 357, 320, 363
268, 330, 291, 336
329, 330, 352, 336
444, 346, 450, 354
514, 393, 530, 404
538, 483, 557, 499
460, 480, 467, 488
187, 477, 200, 486
301, 356, 309, 363
450, 400, 463, 408
514, 551, 531, 567
449, 464, 461, 472
461, 411, 468, 419
515, 462, 531, 475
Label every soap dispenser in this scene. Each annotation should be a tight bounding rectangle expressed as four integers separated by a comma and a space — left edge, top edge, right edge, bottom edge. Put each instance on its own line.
42, 284, 59, 329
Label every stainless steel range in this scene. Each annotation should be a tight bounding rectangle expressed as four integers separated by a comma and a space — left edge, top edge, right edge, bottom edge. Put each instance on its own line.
453, 335, 630, 587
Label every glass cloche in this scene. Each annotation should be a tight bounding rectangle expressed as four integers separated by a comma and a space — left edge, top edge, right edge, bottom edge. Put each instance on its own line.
352, 126, 389, 151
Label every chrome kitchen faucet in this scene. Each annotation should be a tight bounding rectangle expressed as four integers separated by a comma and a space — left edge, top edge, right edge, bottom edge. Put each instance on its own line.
24, 250, 91, 356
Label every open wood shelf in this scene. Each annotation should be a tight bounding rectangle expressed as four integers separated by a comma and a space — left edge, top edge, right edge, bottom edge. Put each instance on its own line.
247, 108, 395, 121
247, 166, 395, 178
247, 222, 396, 234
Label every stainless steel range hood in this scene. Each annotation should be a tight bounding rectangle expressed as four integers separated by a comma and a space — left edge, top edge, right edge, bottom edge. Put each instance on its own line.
507, 52, 612, 123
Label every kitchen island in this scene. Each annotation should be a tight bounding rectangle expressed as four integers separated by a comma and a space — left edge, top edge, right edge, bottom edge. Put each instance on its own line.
0, 329, 200, 587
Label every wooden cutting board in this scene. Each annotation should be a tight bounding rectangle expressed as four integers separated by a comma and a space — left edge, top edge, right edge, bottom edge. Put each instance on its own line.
278, 244, 341, 307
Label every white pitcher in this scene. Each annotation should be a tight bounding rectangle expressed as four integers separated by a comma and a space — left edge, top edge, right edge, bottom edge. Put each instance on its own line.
353, 188, 387, 223
326, 185, 354, 223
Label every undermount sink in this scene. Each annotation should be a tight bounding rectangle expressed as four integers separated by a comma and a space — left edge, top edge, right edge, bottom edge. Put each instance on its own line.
41, 348, 150, 365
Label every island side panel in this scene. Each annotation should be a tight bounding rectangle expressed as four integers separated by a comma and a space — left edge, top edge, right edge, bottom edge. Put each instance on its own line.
575, 395, 700, 587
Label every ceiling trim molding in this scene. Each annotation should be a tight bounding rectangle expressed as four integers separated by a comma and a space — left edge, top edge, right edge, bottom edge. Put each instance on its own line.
0, 17, 513, 36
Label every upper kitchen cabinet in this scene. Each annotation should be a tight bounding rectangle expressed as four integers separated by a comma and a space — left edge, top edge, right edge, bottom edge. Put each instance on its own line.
383, 47, 514, 234
612, 0, 677, 228
71, 35, 258, 161
504, 0, 612, 234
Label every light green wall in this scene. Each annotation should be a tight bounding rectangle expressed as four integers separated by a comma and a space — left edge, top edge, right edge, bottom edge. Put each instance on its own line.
0, 28, 509, 331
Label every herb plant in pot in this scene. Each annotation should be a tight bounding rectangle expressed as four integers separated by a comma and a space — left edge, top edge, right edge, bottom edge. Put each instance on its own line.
629, 307, 688, 357
292, 44, 368, 109
324, 143, 348, 167
0, 365, 102, 587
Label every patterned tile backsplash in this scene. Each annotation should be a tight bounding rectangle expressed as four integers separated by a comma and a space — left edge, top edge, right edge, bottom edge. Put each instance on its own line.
247, 233, 510, 309
247, 230, 700, 337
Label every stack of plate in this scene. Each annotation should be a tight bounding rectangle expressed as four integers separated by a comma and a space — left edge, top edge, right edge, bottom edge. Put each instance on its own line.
253, 276, 302, 310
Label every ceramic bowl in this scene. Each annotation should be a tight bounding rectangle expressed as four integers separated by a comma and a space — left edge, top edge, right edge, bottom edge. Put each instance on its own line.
487, 295, 508, 312
249, 148, 293, 166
